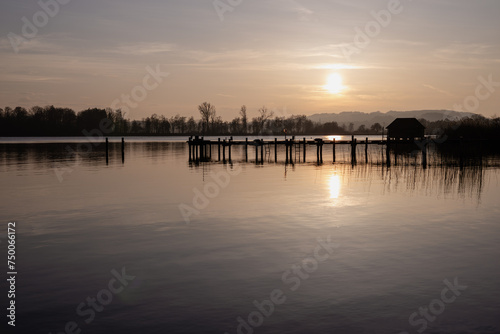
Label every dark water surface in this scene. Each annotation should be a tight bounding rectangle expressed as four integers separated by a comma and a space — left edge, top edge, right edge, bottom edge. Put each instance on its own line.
1, 138, 499, 334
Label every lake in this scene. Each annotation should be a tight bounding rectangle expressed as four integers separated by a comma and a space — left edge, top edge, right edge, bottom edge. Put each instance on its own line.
0, 137, 499, 334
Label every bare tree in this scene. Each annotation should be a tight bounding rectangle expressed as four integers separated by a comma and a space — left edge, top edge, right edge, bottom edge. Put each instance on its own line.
198, 102, 216, 134
239, 105, 247, 134
256, 106, 274, 134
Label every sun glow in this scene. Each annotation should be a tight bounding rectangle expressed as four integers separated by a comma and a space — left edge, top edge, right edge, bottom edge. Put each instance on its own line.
324, 73, 344, 94
327, 135, 342, 141
329, 174, 341, 199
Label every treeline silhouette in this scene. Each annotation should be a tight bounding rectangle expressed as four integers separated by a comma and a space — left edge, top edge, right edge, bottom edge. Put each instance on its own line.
1, 105, 499, 139
0, 104, 380, 136
420, 115, 500, 141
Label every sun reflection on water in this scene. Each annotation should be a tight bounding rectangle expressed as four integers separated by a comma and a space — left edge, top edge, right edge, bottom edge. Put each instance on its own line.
327, 135, 342, 141
329, 173, 341, 199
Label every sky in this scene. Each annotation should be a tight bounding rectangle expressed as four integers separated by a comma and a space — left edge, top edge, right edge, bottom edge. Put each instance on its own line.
1, 0, 499, 120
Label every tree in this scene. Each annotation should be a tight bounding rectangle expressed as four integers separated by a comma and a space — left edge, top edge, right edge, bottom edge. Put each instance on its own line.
198, 102, 216, 134
239, 105, 247, 134
150, 114, 160, 134
270, 116, 285, 135
322, 121, 342, 134
171, 114, 186, 134
158, 115, 170, 134
144, 117, 151, 134
77, 108, 107, 132
370, 122, 383, 134
131, 120, 143, 134
356, 124, 366, 133
110, 109, 127, 134
255, 106, 274, 134
186, 116, 197, 134
230, 117, 241, 134
348, 122, 354, 133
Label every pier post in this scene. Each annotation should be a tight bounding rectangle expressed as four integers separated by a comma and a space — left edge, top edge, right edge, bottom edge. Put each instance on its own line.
192, 139, 195, 161
222, 140, 226, 163
351, 135, 357, 164
422, 137, 427, 168
332, 138, 336, 163
228, 138, 232, 161
218, 138, 221, 161
381, 141, 384, 167
316, 141, 319, 163
255, 142, 258, 163
303, 138, 306, 162
245, 138, 248, 162
365, 137, 368, 164
260, 142, 264, 163
194, 136, 200, 160
195, 139, 199, 160
105, 137, 109, 164
286, 140, 289, 163
121, 137, 125, 163
320, 141, 323, 162
274, 138, 278, 162
386, 137, 391, 167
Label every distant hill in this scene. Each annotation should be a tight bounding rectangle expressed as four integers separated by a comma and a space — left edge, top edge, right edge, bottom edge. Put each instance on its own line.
308, 110, 476, 128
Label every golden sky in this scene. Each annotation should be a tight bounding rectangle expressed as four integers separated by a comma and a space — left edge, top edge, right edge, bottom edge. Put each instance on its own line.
1, 0, 499, 120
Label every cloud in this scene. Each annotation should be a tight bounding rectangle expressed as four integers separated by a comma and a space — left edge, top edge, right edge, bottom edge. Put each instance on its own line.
435, 43, 497, 57
379, 39, 428, 47
0, 34, 61, 55
112, 43, 177, 56
286, 0, 315, 21
423, 84, 455, 97
217, 93, 235, 98
311, 63, 373, 70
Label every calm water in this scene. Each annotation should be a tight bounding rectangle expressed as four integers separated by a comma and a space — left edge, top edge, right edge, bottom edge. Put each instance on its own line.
1, 138, 499, 334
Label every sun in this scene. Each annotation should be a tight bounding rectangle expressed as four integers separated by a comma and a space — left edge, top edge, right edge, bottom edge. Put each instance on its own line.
324, 73, 344, 94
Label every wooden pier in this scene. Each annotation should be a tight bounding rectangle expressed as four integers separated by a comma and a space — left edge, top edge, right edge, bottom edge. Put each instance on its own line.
95, 136, 484, 168
105, 137, 125, 164
188, 135, 430, 165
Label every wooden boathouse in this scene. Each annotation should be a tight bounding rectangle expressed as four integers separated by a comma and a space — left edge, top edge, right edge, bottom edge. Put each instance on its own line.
386, 118, 425, 140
